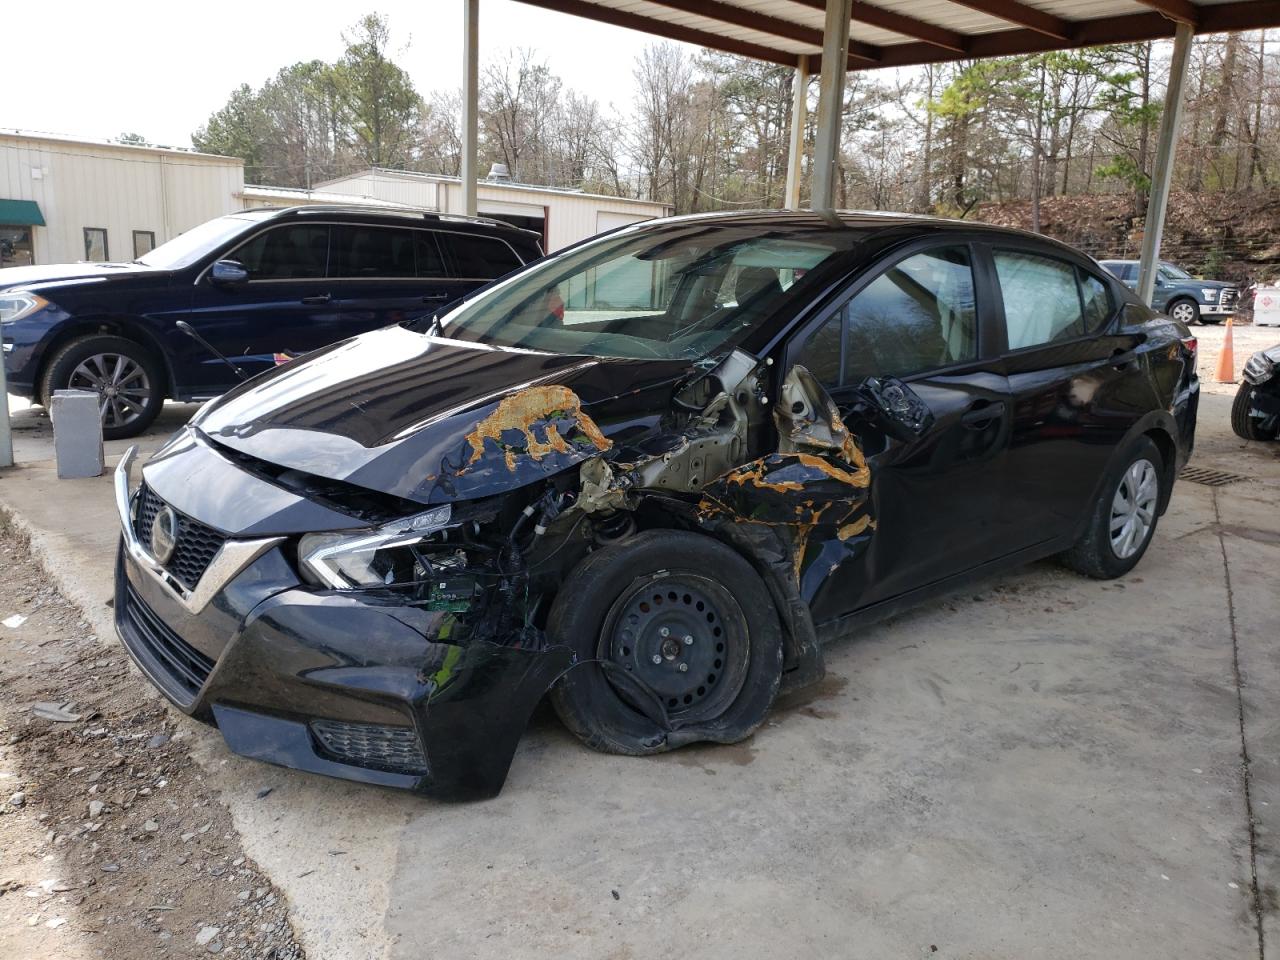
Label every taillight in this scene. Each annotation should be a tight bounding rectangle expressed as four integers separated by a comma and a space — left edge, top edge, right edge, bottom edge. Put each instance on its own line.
1180, 336, 1197, 362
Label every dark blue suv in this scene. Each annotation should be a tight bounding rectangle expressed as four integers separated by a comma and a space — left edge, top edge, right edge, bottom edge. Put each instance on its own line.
0, 206, 542, 438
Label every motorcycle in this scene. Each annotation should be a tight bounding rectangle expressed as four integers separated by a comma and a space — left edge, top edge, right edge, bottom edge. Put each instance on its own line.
1232, 343, 1280, 441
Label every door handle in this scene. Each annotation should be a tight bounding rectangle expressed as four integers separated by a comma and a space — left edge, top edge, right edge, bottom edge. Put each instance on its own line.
300, 293, 332, 305
421, 293, 450, 303
960, 401, 1004, 429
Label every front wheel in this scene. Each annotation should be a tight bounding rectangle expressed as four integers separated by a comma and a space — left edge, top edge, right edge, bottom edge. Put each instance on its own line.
1168, 299, 1200, 325
549, 529, 783, 756
1232, 382, 1279, 441
1060, 436, 1166, 579
40, 335, 165, 440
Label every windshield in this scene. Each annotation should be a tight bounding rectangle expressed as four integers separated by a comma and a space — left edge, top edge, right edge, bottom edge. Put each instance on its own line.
430, 220, 860, 360
1159, 262, 1193, 280
136, 212, 274, 269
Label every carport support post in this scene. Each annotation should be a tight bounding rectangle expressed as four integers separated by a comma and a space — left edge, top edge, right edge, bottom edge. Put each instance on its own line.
810, 0, 851, 211
1137, 21, 1193, 307
784, 55, 808, 209
461, 0, 480, 219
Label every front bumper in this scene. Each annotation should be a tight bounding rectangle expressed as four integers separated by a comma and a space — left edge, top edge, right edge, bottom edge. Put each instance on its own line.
1200, 303, 1236, 316
113, 448, 573, 801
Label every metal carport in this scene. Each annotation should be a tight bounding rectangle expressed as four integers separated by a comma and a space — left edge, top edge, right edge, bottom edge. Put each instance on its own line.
458, 0, 1280, 310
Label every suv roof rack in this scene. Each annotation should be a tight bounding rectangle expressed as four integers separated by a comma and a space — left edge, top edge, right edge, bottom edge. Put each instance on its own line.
284, 205, 540, 238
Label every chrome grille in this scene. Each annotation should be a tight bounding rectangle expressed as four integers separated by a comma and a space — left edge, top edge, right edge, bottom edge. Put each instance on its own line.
310, 719, 428, 775
1221, 288, 1239, 309
133, 484, 227, 591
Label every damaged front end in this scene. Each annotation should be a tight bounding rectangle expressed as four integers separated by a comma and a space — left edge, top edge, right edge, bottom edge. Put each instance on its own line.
115, 332, 880, 798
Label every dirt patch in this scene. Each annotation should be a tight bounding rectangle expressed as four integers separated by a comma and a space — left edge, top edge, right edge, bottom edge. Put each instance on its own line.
0, 524, 305, 960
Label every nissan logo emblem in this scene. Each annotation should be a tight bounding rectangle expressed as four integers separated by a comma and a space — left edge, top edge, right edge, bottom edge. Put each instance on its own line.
151, 505, 179, 565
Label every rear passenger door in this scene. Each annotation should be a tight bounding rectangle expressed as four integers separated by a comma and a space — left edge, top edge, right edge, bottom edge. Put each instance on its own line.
991, 247, 1147, 548
789, 242, 1014, 617
330, 225, 469, 335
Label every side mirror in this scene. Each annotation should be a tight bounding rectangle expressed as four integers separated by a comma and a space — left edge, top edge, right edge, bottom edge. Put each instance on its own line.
210, 259, 249, 285
852, 376, 933, 439
1154, 277, 1165, 288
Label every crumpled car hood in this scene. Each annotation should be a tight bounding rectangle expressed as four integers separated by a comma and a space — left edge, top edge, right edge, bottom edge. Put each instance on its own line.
194, 326, 693, 505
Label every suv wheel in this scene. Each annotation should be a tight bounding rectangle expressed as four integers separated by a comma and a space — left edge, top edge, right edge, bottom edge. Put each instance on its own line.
1168, 299, 1201, 325
41, 335, 165, 440
1060, 436, 1166, 579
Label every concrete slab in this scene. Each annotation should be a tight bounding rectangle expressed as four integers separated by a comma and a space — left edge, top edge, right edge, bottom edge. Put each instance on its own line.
0, 383, 1276, 960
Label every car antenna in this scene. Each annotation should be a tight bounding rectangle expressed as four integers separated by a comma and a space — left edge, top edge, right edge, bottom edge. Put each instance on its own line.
176, 321, 248, 381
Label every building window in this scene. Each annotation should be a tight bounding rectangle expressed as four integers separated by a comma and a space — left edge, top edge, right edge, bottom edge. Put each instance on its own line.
0, 225, 34, 267
84, 227, 108, 262
133, 230, 156, 259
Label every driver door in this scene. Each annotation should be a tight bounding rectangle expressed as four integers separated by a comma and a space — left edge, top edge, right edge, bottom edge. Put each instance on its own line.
788, 242, 1015, 620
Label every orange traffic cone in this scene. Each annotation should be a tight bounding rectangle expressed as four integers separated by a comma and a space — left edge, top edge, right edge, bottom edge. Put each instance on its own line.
1214, 318, 1236, 383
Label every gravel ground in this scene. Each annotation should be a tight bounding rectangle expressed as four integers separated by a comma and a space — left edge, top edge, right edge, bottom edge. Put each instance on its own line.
0, 519, 306, 960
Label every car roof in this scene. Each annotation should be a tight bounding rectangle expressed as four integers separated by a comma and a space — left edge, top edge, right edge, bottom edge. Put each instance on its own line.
253, 205, 543, 242
616, 208, 1100, 263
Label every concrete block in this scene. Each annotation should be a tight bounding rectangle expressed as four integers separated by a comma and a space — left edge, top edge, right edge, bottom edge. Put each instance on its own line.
50, 389, 104, 479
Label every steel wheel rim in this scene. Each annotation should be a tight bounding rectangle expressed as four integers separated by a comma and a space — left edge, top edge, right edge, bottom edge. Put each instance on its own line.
599, 572, 749, 724
1110, 457, 1159, 559
69, 354, 152, 429
1171, 302, 1196, 324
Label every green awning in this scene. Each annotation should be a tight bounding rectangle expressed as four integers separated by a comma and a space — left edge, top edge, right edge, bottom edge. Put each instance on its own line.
0, 199, 44, 227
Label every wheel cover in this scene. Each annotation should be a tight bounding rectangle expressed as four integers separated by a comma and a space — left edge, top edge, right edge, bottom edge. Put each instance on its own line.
68, 354, 152, 430
600, 572, 749, 724
1171, 302, 1196, 323
1110, 457, 1159, 559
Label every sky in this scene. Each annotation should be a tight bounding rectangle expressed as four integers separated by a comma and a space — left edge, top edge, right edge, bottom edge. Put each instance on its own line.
1, 0, 679, 149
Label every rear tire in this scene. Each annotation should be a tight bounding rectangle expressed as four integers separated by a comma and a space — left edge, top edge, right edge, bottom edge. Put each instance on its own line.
1060, 436, 1166, 580
1232, 382, 1278, 441
40, 335, 164, 440
1168, 298, 1200, 325
549, 529, 783, 756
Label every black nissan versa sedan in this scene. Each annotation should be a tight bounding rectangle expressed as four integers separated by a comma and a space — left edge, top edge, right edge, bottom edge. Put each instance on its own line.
114, 211, 1199, 800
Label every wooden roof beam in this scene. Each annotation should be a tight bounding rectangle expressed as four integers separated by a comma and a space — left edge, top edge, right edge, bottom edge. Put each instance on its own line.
786, 0, 969, 53
1135, 0, 1200, 27
942, 0, 1074, 40
643, 0, 882, 62
509, 0, 802, 66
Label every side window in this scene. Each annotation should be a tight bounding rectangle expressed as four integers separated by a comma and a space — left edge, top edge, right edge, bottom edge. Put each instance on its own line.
415, 232, 448, 279
442, 234, 522, 278
1079, 271, 1113, 331
230, 225, 329, 280
796, 245, 977, 387
994, 251, 1085, 350
330, 225, 416, 279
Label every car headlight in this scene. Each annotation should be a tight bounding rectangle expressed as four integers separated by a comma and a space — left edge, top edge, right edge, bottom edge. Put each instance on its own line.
1243, 350, 1275, 386
1201, 288, 1219, 301
0, 292, 49, 324
299, 505, 453, 589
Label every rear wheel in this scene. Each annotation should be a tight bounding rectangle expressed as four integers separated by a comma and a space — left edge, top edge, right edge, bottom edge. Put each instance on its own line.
549, 529, 783, 756
1060, 436, 1166, 579
40, 335, 164, 440
1232, 382, 1279, 441
1169, 298, 1200, 325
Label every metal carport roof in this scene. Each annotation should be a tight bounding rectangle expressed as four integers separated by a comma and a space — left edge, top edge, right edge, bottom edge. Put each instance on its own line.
509, 0, 1280, 70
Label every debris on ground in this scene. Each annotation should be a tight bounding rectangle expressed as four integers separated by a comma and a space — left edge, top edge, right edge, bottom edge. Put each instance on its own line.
0, 523, 307, 960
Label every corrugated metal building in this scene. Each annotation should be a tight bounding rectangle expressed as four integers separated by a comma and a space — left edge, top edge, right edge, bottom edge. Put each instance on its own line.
0, 131, 242, 266
313, 168, 671, 251
0, 132, 672, 268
